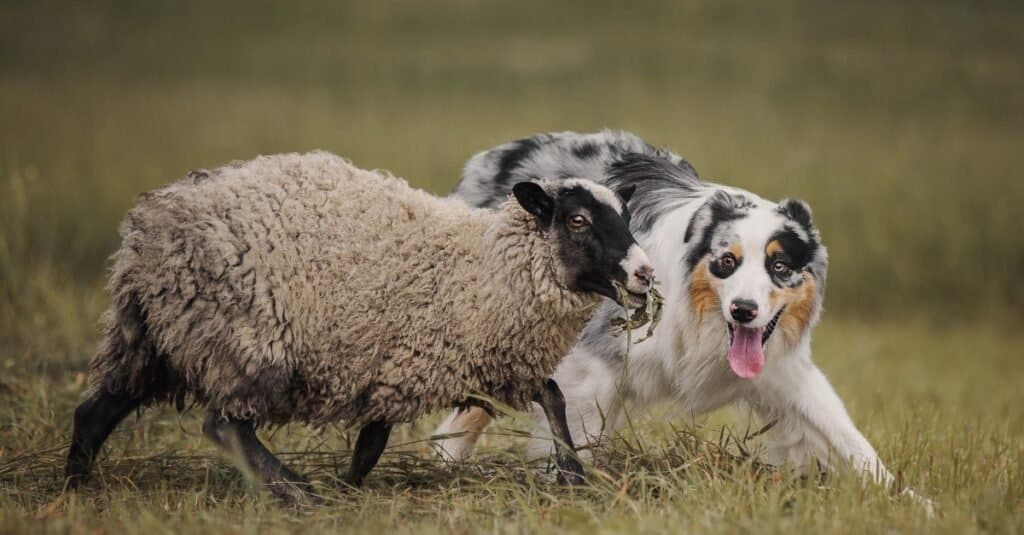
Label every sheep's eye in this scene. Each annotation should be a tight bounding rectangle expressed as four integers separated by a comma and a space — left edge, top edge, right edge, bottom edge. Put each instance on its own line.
567, 214, 589, 230
773, 261, 792, 275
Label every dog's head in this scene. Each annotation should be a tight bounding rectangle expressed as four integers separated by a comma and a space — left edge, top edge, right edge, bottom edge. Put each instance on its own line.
684, 191, 828, 379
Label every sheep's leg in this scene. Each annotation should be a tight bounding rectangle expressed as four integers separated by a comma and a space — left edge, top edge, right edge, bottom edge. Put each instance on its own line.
202, 412, 317, 502
534, 378, 585, 485
344, 421, 392, 488
65, 389, 144, 489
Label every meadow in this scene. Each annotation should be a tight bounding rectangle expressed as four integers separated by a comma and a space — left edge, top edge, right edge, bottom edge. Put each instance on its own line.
1, 1, 1022, 532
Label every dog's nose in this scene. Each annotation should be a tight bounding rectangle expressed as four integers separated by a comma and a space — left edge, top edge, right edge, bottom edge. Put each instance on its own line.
633, 264, 654, 288
729, 299, 758, 323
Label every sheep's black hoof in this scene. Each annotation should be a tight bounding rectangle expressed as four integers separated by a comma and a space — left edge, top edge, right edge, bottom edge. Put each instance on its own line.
266, 479, 323, 505
63, 473, 88, 492
335, 472, 372, 493
555, 459, 586, 486
556, 472, 587, 486
63, 460, 90, 491
334, 479, 360, 493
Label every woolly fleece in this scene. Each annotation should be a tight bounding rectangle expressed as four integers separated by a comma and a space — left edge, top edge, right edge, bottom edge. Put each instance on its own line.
90, 151, 601, 427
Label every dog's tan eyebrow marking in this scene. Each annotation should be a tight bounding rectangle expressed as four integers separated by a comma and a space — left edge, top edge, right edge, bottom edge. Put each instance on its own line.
766, 239, 783, 257
689, 262, 720, 317
728, 243, 744, 259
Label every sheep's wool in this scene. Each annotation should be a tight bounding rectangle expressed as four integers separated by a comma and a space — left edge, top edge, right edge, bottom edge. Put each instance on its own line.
90, 152, 600, 427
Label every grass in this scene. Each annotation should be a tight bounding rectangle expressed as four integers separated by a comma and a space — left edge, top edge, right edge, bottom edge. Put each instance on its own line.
1, 0, 1022, 532
1, 320, 1021, 532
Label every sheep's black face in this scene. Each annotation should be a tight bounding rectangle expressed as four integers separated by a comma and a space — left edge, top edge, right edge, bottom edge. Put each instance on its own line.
513, 180, 653, 303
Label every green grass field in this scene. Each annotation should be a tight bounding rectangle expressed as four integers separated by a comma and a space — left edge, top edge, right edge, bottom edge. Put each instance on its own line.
2, 1, 1022, 532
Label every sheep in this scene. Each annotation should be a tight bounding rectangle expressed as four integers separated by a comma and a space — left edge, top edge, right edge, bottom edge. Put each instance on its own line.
64, 151, 654, 500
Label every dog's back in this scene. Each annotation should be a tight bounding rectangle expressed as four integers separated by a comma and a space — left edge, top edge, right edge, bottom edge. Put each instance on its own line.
453, 129, 697, 209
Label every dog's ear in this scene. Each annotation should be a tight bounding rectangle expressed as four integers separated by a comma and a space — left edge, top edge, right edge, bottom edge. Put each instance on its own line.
777, 198, 828, 304
777, 198, 814, 230
513, 182, 555, 225
682, 192, 749, 269
684, 191, 743, 243
616, 184, 637, 204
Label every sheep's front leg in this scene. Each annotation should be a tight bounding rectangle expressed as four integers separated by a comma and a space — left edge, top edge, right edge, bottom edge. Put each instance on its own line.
202, 412, 316, 503
534, 378, 585, 485
344, 420, 392, 488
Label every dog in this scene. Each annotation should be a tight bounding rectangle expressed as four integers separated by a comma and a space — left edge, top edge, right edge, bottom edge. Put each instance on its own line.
433, 130, 920, 499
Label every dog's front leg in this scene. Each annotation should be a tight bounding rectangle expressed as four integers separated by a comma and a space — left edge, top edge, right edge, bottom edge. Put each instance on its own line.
747, 351, 937, 505
748, 353, 934, 513
748, 355, 894, 482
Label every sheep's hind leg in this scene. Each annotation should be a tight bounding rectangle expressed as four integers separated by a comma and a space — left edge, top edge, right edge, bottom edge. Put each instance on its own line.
344, 421, 392, 488
535, 378, 586, 485
202, 411, 317, 503
65, 389, 144, 489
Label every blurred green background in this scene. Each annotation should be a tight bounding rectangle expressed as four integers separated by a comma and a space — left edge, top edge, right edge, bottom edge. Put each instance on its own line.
1, 0, 1022, 346
2, 2, 1023, 531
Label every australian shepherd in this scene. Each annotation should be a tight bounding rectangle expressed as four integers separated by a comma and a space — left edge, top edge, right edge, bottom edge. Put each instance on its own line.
433, 130, 925, 502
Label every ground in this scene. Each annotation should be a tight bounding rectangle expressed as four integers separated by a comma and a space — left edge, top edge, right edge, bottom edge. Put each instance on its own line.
1, 1, 1022, 532
1, 320, 1021, 532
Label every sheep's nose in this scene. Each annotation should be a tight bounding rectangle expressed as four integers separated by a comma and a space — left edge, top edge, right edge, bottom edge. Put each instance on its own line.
729, 299, 758, 323
634, 264, 654, 288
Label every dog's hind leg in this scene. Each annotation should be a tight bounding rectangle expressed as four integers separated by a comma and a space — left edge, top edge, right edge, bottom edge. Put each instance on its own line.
431, 407, 492, 462
65, 388, 144, 489
202, 411, 317, 502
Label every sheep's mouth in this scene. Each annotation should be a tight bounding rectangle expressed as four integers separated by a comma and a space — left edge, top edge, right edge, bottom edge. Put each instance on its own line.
581, 278, 647, 305
613, 280, 650, 307
624, 289, 648, 307
599, 287, 647, 307
724, 308, 783, 379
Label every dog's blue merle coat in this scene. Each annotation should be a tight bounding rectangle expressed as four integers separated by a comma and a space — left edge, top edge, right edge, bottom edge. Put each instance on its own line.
455, 130, 699, 216
436, 130, 932, 509
456, 129, 826, 306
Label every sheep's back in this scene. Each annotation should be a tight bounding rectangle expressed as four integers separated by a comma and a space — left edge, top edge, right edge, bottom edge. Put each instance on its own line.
111, 151, 494, 424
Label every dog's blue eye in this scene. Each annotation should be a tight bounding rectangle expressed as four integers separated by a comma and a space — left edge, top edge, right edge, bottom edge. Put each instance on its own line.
772, 261, 791, 275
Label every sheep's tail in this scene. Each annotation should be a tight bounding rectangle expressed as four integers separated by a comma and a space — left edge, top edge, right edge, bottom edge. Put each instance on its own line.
89, 288, 151, 392
88, 253, 183, 406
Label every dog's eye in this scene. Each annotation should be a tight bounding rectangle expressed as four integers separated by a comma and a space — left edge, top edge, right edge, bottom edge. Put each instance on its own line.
711, 252, 740, 279
772, 261, 792, 276
567, 214, 589, 230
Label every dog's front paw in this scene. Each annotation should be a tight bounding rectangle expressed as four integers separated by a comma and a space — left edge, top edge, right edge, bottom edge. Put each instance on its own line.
901, 488, 936, 517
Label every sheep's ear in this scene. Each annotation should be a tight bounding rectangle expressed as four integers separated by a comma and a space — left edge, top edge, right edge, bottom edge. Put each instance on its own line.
616, 184, 637, 204
513, 182, 554, 225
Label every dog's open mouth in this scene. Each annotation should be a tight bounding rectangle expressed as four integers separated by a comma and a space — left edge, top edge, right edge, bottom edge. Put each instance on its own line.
726, 308, 783, 379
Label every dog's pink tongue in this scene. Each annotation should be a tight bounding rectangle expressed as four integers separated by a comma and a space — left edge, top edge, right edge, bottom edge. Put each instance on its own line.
728, 326, 765, 379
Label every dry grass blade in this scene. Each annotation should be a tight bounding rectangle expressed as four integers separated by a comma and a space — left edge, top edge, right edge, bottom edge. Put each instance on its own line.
609, 282, 665, 343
